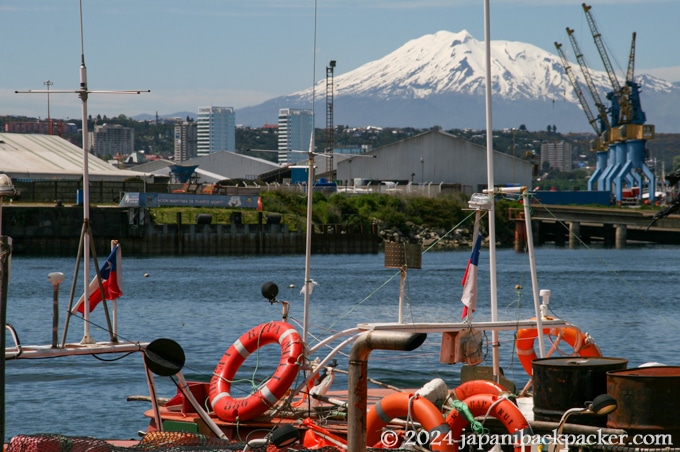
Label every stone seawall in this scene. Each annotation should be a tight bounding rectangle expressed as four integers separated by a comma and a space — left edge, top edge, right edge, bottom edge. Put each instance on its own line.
2, 206, 381, 256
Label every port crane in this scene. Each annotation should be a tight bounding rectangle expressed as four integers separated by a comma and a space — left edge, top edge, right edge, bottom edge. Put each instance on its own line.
563, 27, 615, 191
577, 3, 655, 203
554, 42, 604, 147
555, 38, 609, 192
565, 28, 611, 140
581, 3, 629, 126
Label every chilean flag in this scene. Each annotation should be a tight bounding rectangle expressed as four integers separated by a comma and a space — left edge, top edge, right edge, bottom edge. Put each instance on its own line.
461, 234, 482, 319
73, 244, 123, 314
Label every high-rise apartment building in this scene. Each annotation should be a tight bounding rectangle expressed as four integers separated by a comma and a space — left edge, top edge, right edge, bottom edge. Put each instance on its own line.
277, 108, 313, 164
174, 121, 198, 162
197, 106, 236, 157
93, 124, 134, 157
540, 141, 572, 171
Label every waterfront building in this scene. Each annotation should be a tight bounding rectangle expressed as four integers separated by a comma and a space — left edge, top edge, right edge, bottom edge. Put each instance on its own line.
335, 129, 533, 191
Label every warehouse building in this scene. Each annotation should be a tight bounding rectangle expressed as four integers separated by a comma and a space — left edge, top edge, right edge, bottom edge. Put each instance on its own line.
0, 133, 152, 182
335, 130, 533, 193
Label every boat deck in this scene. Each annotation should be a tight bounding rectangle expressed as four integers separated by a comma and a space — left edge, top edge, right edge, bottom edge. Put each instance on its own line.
144, 386, 402, 441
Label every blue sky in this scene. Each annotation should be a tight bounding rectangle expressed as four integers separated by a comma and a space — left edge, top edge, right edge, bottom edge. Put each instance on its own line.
1, 0, 678, 121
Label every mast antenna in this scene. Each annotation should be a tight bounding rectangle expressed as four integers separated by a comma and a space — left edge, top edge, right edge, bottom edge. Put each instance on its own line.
15, 0, 149, 345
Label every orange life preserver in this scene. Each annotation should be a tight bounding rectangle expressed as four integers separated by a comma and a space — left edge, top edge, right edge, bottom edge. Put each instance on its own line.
453, 379, 507, 401
209, 321, 304, 422
446, 393, 533, 452
515, 323, 602, 375
366, 392, 456, 451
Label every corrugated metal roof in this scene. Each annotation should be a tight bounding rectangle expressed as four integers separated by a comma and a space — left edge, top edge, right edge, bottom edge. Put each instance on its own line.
180, 151, 281, 183
128, 158, 175, 173
0, 133, 152, 182
126, 152, 282, 183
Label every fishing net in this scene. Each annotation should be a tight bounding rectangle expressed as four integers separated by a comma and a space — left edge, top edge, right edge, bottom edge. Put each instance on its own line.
7, 432, 276, 452
6, 432, 415, 451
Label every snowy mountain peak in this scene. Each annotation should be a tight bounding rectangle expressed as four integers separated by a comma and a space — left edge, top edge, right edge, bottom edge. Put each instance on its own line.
293, 29, 670, 105
240, 30, 679, 132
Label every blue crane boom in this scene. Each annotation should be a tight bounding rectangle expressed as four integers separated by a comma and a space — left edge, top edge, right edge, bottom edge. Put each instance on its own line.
626, 32, 636, 84
582, 3, 630, 125
554, 41, 603, 149
566, 27, 611, 137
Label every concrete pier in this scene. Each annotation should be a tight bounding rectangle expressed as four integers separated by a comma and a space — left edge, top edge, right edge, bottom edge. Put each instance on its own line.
527, 205, 680, 248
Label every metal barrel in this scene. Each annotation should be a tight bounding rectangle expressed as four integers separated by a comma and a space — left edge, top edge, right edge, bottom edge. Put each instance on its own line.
533, 357, 628, 426
607, 366, 680, 444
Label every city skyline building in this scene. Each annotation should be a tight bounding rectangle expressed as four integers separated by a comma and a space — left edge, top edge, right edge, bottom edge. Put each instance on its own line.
174, 120, 198, 162
277, 108, 313, 164
540, 141, 573, 171
93, 123, 134, 157
197, 106, 236, 157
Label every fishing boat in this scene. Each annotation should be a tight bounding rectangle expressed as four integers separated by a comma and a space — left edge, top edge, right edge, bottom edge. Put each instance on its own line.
5, 1, 680, 451
129, 188, 619, 450
130, 2, 676, 451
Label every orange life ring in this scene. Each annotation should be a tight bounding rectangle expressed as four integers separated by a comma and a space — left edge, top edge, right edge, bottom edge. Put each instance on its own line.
209, 321, 304, 422
366, 392, 456, 451
453, 380, 507, 401
446, 393, 533, 452
515, 324, 602, 375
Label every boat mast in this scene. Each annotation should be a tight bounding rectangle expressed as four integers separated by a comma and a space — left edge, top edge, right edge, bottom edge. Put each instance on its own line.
302, 142, 314, 346
13, 1, 149, 344
480, 0, 547, 372
78, 0, 94, 343
482, 0, 501, 383
302, 0, 319, 346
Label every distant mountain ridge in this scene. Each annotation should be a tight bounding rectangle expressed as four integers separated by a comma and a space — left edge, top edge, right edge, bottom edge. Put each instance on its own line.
139, 30, 680, 133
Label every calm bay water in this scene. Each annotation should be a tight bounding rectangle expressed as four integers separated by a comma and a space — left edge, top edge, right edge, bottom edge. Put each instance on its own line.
3, 245, 680, 441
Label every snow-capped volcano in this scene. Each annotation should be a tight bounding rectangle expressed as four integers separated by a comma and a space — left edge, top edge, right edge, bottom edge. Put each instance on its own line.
304, 30, 571, 101
237, 30, 679, 133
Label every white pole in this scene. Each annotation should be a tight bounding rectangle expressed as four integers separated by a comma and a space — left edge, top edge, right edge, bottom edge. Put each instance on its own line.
303, 0, 318, 348
303, 146, 314, 347
523, 190, 546, 357
398, 267, 406, 323
79, 0, 94, 344
483, 0, 500, 382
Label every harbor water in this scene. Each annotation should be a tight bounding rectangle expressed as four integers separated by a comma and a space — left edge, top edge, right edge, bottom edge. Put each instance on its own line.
3, 245, 680, 441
